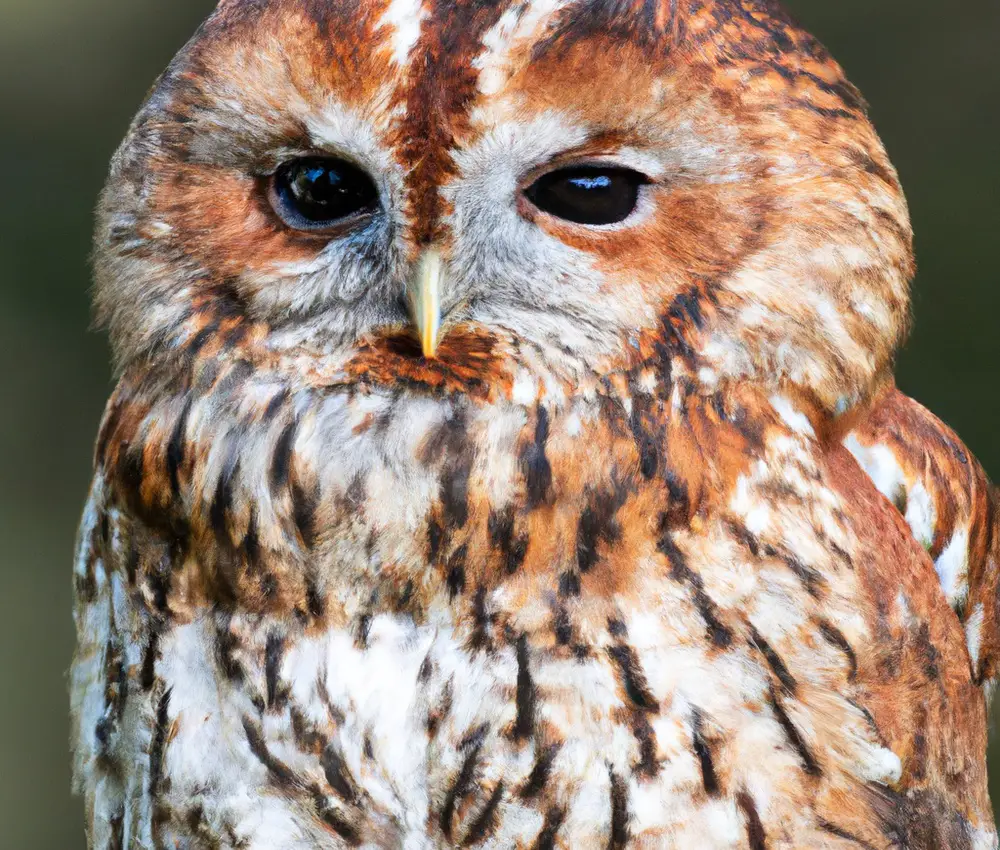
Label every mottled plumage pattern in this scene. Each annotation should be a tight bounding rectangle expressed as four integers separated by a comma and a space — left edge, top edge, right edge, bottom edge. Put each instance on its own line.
71, 1, 999, 848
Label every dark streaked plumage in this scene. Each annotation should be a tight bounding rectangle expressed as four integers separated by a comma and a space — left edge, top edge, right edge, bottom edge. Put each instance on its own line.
71, 1, 999, 847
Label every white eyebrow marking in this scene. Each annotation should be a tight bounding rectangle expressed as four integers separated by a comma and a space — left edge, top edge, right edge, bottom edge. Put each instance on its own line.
378, 0, 427, 66
473, 0, 579, 96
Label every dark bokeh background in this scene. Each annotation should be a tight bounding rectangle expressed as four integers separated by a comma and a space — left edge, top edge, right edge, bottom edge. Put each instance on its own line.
0, 0, 996, 846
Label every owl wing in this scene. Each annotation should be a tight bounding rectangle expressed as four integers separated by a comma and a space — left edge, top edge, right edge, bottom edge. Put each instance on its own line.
70, 375, 376, 850
70, 472, 162, 849
845, 386, 1000, 686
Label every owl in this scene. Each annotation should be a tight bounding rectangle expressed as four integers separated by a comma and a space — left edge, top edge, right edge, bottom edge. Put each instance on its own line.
71, 0, 1000, 847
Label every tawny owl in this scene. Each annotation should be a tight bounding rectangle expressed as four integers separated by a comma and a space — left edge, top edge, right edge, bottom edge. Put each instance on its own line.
70, 0, 1000, 847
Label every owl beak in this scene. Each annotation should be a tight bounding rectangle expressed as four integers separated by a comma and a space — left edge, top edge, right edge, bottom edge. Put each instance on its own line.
407, 249, 444, 359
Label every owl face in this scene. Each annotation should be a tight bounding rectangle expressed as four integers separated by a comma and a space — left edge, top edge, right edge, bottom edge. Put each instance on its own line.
95, 0, 913, 411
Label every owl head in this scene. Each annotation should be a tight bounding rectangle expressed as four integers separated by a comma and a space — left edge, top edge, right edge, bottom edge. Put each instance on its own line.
94, 0, 913, 414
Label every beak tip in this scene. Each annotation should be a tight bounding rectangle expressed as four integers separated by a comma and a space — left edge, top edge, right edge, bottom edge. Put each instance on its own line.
410, 248, 444, 362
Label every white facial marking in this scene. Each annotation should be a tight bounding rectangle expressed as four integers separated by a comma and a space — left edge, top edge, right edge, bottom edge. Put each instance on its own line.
474, 0, 579, 97
446, 112, 644, 365
378, 0, 427, 66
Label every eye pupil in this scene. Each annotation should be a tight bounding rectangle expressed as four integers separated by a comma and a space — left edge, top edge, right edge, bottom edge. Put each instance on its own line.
525, 166, 646, 226
271, 157, 378, 230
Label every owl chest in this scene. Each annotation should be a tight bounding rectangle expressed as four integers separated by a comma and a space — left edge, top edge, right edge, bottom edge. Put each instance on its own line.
179, 395, 881, 845
158, 533, 877, 850
111, 384, 895, 846
288, 386, 779, 636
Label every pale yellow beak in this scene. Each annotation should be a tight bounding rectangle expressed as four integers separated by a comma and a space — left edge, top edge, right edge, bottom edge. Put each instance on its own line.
407, 249, 444, 358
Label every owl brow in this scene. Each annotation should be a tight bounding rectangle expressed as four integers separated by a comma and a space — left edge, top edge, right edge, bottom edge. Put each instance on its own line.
532, 129, 655, 165
528, 0, 682, 61
153, 68, 313, 169
391, 0, 513, 242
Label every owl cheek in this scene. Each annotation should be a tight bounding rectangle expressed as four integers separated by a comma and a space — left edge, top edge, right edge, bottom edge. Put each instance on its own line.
581, 183, 772, 298
154, 165, 332, 283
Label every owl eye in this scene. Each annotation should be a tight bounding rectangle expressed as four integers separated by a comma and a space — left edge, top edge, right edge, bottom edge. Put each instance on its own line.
269, 157, 379, 231
525, 165, 648, 226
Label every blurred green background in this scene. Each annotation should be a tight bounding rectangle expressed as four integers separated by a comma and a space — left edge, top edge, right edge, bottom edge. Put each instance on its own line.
0, 0, 996, 846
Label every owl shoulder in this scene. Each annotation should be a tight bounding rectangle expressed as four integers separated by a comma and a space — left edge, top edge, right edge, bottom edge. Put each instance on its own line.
843, 386, 1000, 686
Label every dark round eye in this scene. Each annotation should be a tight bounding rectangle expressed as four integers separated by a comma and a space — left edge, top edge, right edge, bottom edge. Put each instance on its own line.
524, 165, 648, 225
269, 156, 379, 231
